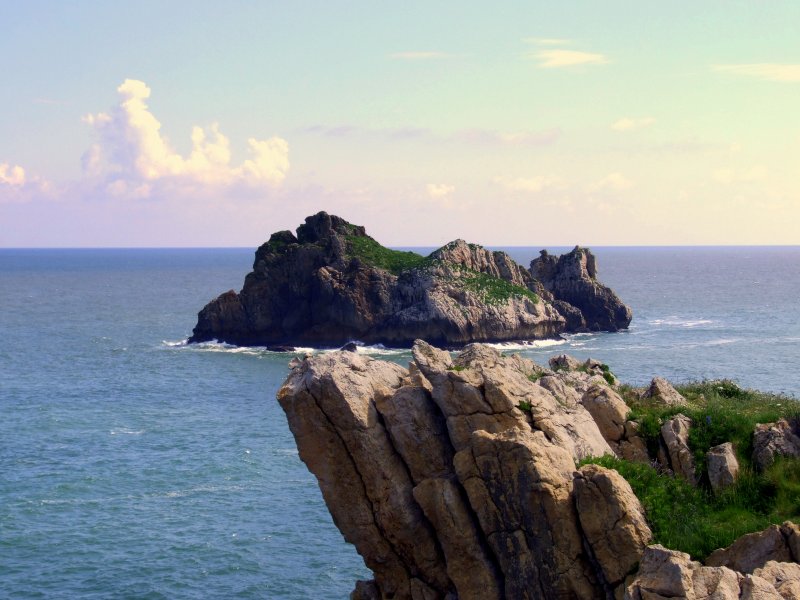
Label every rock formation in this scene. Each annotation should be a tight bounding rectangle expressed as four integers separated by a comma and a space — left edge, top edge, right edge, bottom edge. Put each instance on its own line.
707, 442, 740, 494
277, 345, 800, 598
753, 418, 800, 472
189, 212, 632, 347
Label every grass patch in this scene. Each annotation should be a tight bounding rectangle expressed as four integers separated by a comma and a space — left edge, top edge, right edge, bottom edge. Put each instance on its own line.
528, 372, 543, 383
580, 455, 800, 561
346, 235, 431, 274
459, 269, 540, 305
626, 380, 799, 473
518, 400, 532, 413
447, 365, 466, 372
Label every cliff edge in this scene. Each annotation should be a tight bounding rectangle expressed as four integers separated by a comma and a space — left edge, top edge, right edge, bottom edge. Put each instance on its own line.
189, 211, 631, 347
277, 343, 800, 599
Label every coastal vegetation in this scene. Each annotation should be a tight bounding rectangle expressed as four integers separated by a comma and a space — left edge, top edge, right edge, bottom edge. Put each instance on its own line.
345, 234, 430, 274
583, 381, 800, 560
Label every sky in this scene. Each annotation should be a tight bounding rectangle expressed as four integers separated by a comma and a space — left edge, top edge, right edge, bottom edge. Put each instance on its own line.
1, 1, 798, 247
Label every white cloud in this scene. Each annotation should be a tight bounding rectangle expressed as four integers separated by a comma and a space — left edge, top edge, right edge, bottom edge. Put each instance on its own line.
389, 51, 453, 60
713, 63, 800, 82
0, 163, 26, 186
83, 79, 289, 195
611, 117, 655, 131
588, 173, 634, 191
713, 166, 768, 184
531, 49, 609, 68
427, 183, 455, 198
493, 175, 562, 193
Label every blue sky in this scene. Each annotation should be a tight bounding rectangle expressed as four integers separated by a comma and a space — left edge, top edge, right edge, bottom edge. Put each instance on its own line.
1, 1, 798, 246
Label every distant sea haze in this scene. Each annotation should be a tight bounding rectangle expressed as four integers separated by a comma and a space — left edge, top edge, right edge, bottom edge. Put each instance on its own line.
1, 246, 798, 598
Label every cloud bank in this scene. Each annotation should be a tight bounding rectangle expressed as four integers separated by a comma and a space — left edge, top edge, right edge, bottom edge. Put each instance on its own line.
0, 163, 26, 186
83, 79, 289, 197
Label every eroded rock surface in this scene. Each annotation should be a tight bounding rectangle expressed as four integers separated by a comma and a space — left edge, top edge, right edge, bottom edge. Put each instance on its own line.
190, 212, 631, 347
277, 344, 799, 599
278, 342, 654, 599
707, 442, 740, 494
642, 376, 689, 407
753, 418, 800, 472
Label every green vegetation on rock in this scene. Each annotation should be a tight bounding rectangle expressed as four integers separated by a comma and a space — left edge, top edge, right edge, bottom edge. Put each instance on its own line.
345, 235, 430, 274
459, 269, 540, 305
587, 380, 800, 561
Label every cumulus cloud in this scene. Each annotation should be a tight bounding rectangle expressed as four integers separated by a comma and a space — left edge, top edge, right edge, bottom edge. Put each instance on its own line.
531, 49, 609, 68
713, 63, 800, 82
611, 117, 655, 131
427, 183, 455, 198
83, 79, 289, 196
588, 173, 634, 191
713, 166, 768, 184
0, 163, 26, 186
493, 175, 562, 193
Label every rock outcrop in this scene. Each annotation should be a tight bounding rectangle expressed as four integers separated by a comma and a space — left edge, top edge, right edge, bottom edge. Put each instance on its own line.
642, 376, 689, 408
190, 212, 632, 347
276, 345, 800, 598
278, 342, 651, 599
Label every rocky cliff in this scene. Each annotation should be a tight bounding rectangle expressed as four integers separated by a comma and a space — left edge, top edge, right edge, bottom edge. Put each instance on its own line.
189, 212, 632, 347
277, 343, 800, 599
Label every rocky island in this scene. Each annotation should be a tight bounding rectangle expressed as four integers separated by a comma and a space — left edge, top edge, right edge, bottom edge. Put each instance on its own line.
189, 212, 632, 348
278, 343, 800, 599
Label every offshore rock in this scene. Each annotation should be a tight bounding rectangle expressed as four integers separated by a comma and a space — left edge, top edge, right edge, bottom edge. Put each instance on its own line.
278, 342, 657, 599
189, 212, 632, 347
531, 246, 633, 332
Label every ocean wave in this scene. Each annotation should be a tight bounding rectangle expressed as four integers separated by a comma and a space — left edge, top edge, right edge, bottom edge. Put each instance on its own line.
647, 317, 715, 328
109, 428, 144, 435
486, 339, 566, 351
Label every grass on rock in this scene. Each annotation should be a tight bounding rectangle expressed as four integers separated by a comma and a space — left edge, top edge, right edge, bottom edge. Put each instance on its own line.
346, 235, 430, 274
589, 380, 800, 560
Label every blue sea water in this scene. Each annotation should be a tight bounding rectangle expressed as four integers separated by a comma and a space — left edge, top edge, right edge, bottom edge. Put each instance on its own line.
1, 246, 799, 598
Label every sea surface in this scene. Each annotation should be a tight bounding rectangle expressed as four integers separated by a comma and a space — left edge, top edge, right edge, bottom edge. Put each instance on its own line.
2, 246, 799, 598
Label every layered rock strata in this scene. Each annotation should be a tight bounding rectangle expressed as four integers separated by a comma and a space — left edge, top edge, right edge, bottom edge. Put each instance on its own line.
190, 212, 632, 347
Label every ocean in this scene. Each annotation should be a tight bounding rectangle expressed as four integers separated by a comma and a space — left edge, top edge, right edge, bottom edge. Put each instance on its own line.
2, 246, 799, 598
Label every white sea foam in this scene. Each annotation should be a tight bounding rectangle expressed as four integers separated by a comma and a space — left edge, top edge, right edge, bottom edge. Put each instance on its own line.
110, 428, 144, 435
486, 339, 567, 351
648, 317, 714, 328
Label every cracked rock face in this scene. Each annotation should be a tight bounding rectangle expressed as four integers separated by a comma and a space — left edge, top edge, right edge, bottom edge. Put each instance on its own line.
278, 342, 651, 599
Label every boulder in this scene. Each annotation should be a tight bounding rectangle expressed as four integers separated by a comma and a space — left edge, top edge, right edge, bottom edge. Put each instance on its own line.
752, 418, 800, 472
642, 376, 689, 407
580, 384, 629, 444
549, 353, 584, 372
190, 212, 632, 347
660, 414, 697, 483
707, 442, 740, 494
706, 524, 797, 574
574, 464, 652, 588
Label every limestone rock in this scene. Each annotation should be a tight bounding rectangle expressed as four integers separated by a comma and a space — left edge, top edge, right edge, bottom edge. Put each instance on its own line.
752, 418, 800, 472
190, 212, 631, 347
574, 464, 652, 588
581, 384, 629, 444
707, 442, 740, 494
549, 353, 584, 372
624, 545, 743, 599
660, 414, 697, 483
619, 421, 651, 464
643, 377, 689, 407
706, 525, 793, 574
753, 561, 800, 599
